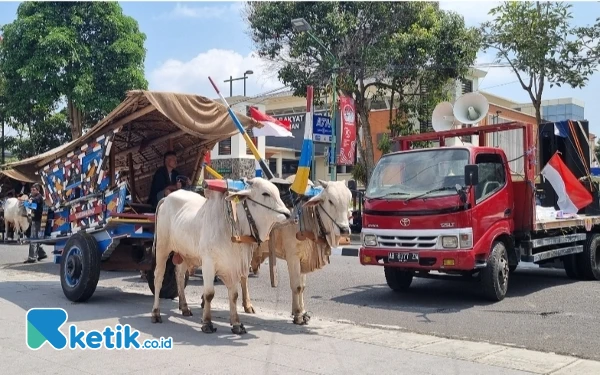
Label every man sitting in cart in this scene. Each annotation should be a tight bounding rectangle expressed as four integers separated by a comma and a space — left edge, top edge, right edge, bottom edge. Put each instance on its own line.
147, 151, 191, 210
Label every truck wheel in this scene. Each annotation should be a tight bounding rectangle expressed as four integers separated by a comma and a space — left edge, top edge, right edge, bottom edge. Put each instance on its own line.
580, 233, 600, 280
147, 255, 189, 299
563, 254, 583, 280
481, 241, 509, 301
384, 267, 413, 292
60, 232, 101, 303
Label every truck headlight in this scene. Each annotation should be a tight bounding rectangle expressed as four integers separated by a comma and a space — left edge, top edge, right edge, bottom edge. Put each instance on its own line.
459, 233, 473, 248
442, 236, 458, 248
363, 234, 377, 247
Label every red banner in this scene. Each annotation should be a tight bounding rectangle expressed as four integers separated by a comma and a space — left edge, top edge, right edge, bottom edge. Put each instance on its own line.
337, 95, 357, 165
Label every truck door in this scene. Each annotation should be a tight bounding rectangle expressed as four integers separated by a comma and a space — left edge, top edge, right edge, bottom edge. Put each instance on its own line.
472, 152, 512, 243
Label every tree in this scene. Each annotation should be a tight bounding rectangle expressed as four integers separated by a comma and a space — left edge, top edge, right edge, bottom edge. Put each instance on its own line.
0, 2, 148, 141
5, 110, 71, 160
245, 1, 479, 185
481, 2, 600, 126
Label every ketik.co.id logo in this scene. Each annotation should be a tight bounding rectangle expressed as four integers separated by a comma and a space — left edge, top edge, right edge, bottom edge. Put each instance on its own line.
26, 308, 173, 350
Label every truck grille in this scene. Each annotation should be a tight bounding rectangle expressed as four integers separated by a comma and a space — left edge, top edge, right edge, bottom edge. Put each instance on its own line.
377, 235, 438, 249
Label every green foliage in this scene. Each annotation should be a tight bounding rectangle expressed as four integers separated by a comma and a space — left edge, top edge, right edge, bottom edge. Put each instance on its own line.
0, 1, 148, 141
5, 110, 70, 159
481, 2, 600, 124
245, 1, 479, 184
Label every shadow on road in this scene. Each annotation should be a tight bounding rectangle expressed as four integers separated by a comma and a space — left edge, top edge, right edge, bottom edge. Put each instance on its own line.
1, 260, 145, 281
0, 280, 320, 348
330, 267, 579, 321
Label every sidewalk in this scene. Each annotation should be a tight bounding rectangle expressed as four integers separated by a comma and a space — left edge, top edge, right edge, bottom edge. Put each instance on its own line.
1, 272, 599, 374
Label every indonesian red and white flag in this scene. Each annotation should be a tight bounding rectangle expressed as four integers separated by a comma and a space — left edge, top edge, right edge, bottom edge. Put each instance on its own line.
249, 107, 294, 138
540, 152, 592, 214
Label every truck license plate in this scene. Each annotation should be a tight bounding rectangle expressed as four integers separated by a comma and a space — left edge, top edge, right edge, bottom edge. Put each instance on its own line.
388, 252, 419, 263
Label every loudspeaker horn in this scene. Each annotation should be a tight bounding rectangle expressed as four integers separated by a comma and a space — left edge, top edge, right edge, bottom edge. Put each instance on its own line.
453, 92, 489, 125
432, 101, 456, 132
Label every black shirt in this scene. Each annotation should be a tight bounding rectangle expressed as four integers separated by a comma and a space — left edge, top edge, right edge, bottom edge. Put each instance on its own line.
147, 166, 180, 208
13, 182, 30, 197
31, 193, 44, 222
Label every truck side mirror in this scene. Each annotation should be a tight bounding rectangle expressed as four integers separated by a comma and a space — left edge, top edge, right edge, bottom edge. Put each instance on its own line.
464, 164, 479, 186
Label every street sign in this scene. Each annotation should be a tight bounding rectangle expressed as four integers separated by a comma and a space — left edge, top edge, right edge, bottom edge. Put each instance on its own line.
313, 114, 332, 143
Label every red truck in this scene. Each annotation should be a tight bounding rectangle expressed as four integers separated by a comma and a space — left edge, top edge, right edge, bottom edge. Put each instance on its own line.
359, 121, 600, 301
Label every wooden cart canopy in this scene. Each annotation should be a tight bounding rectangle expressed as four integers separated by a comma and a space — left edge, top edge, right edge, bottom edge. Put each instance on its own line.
0, 168, 38, 183
3, 90, 260, 170
1, 90, 262, 201
1, 90, 262, 203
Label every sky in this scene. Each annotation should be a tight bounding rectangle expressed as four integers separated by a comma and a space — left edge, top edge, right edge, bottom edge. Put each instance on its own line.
0, 0, 599, 136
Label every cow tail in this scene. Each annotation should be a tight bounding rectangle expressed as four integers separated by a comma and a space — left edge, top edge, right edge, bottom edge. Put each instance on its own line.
152, 198, 165, 256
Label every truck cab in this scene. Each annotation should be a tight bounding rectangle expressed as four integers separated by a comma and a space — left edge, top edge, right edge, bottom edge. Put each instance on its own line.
361, 144, 514, 268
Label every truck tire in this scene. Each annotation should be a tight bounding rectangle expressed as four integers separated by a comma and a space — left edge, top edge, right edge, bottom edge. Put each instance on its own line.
384, 267, 413, 292
563, 254, 583, 280
147, 255, 189, 299
60, 232, 101, 303
481, 241, 509, 301
580, 233, 600, 280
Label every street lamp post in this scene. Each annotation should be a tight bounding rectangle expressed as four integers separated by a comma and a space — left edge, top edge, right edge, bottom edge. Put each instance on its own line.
291, 17, 339, 182
223, 70, 254, 97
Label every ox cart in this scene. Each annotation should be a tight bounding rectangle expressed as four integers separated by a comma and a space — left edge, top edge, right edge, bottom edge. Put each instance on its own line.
2, 90, 262, 302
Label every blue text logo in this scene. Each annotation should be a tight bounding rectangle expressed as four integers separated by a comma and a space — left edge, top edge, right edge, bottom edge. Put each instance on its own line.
26, 308, 173, 350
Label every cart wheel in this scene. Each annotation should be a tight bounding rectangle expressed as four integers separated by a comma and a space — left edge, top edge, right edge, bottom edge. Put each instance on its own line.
60, 232, 101, 303
147, 255, 189, 299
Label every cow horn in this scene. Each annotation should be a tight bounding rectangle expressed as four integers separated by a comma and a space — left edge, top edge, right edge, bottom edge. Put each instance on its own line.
318, 179, 329, 188
246, 178, 255, 185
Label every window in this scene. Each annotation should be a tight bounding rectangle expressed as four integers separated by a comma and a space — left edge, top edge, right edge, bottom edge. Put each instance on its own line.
475, 153, 506, 203
556, 104, 566, 115
461, 79, 473, 94
218, 137, 231, 155
546, 105, 557, 116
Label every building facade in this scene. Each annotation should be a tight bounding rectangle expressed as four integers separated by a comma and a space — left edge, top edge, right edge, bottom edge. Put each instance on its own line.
205, 69, 588, 183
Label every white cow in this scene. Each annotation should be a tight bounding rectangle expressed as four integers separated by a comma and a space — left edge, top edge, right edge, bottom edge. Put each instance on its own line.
3, 196, 31, 243
240, 179, 352, 325
150, 177, 290, 334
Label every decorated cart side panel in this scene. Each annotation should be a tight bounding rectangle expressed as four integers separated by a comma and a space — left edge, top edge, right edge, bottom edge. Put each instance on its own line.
39, 128, 124, 238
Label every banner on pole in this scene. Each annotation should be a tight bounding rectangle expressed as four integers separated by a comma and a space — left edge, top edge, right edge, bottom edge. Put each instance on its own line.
337, 96, 357, 165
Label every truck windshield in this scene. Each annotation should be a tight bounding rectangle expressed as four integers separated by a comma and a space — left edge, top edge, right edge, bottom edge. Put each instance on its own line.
366, 148, 470, 199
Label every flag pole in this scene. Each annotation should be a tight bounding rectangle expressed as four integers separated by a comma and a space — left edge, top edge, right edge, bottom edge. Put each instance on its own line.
208, 76, 274, 180
290, 85, 314, 195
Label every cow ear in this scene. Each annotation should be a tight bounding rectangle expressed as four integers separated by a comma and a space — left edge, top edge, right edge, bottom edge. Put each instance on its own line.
303, 193, 323, 208
225, 189, 251, 202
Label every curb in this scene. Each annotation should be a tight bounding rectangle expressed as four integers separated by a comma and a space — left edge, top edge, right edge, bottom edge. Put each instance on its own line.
331, 246, 359, 257
200, 300, 600, 375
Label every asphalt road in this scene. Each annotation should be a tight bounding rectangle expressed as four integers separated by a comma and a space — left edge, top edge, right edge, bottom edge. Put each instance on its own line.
1, 243, 599, 361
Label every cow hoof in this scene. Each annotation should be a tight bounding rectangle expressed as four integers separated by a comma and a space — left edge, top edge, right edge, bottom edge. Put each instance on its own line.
201, 322, 217, 333
292, 315, 306, 325
151, 310, 162, 324
244, 305, 256, 314
181, 307, 193, 317
302, 312, 312, 324
231, 324, 246, 335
